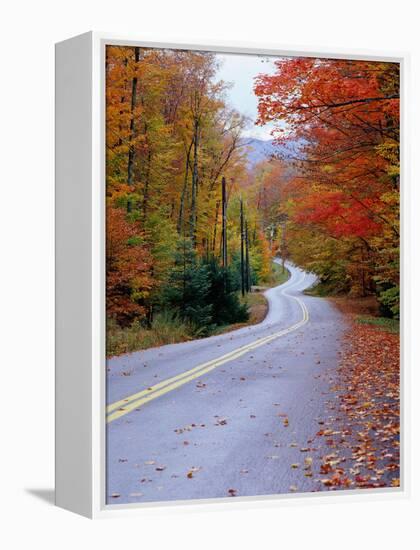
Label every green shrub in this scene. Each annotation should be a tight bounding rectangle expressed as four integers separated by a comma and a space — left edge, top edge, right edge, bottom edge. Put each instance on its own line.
378, 285, 400, 319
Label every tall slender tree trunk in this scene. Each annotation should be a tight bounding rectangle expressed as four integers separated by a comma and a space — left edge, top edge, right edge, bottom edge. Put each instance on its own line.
142, 150, 152, 220
189, 118, 199, 245
117, 57, 129, 148
245, 221, 250, 292
177, 140, 193, 235
281, 220, 286, 273
127, 47, 140, 185
240, 199, 245, 296
221, 176, 227, 268
212, 200, 220, 254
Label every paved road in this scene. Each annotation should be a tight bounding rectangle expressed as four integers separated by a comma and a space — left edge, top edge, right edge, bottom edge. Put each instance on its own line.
106, 262, 346, 504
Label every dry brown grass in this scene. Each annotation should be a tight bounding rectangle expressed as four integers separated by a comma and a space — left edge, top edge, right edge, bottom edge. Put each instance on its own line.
246, 293, 269, 324
329, 295, 379, 317
212, 292, 268, 335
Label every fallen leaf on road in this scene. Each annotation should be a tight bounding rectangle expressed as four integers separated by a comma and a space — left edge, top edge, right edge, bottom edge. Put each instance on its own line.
320, 463, 333, 474
187, 466, 201, 479
317, 429, 334, 436
215, 418, 228, 426
321, 478, 333, 486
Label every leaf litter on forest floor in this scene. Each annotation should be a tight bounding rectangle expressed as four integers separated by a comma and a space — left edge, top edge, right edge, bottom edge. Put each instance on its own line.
306, 317, 399, 491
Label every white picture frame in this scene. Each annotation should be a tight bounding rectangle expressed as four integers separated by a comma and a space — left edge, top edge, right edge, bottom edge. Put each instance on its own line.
55, 31, 408, 518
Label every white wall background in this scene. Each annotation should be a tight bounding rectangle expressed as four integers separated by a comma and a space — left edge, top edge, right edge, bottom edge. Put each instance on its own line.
1, 0, 418, 546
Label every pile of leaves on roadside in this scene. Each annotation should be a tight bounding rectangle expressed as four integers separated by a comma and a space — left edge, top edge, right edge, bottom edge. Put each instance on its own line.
309, 319, 400, 491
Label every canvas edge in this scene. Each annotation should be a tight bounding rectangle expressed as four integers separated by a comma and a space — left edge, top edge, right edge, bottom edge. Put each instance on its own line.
55, 30, 94, 518
55, 31, 409, 519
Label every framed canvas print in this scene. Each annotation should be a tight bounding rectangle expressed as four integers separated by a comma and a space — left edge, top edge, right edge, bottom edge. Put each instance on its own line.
55, 32, 406, 518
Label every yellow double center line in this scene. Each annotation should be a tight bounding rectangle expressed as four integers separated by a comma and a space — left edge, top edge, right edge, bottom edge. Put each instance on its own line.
107, 274, 309, 423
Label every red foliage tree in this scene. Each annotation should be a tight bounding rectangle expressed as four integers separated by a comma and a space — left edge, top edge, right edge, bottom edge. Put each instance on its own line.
106, 206, 153, 326
254, 58, 399, 295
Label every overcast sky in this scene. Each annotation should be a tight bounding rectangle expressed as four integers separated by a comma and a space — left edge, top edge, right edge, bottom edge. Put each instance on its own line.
215, 52, 282, 141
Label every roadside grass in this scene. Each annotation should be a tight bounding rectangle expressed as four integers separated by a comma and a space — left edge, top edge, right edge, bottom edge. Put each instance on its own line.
356, 315, 400, 334
304, 279, 344, 297
107, 264, 291, 357
211, 292, 268, 336
267, 262, 290, 286
329, 295, 379, 316
244, 292, 269, 325
107, 314, 193, 357
329, 295, 399, 334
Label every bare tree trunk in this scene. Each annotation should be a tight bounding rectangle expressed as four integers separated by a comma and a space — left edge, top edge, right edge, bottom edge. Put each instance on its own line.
177, 140, 193, 235
221, 177, 228, 268
189, 118, 199, 245
212, 200, 220, 254
240, 199, 245, 296
142, 150, 152, 220
245, 221, 250, 292
117, 57, 128, 148
281, 222, 286, 273
127, 47, 140, 185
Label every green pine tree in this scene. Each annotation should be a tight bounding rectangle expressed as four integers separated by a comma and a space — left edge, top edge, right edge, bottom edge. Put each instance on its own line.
205, 258, 249, 326
162, 239, 214, 335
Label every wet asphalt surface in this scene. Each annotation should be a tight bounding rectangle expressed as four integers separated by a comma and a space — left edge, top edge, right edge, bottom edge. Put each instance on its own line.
106, 263, 347, 504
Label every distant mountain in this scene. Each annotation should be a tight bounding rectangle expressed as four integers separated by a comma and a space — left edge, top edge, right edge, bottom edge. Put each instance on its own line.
241, 138, 305, 168
241, 139, 276, 166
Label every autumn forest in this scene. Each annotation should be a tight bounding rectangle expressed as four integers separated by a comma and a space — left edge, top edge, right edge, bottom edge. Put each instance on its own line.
105, 47, 399, 355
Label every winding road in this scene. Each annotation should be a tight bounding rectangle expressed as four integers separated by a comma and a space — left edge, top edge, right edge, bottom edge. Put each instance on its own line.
106, 262, 346, 504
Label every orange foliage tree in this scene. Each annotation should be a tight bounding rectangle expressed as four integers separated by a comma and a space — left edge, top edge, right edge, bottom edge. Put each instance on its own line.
105, 46, 274, 330
106, 207, 153, 326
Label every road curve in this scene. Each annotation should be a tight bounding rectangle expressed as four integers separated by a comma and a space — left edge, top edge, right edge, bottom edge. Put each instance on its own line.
106, 262, 346, 504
